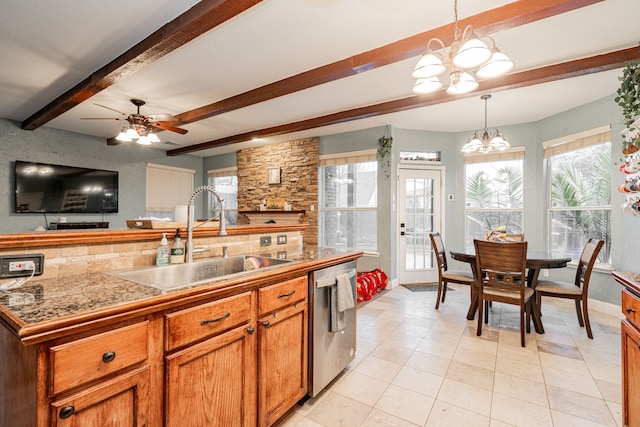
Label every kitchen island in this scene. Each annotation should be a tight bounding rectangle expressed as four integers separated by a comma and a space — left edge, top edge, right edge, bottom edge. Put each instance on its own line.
0, 225, 361, 427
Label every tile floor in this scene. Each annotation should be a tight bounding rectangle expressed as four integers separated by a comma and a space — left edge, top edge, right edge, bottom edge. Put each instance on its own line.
277, 284, 623, 427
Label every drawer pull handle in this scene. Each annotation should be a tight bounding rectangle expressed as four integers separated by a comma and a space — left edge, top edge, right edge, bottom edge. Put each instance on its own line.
247, 326, 255, 335
262, 321, 270, 328
278, 290, 296, 298
102, 351, 116, 363
201, 312, 231, 325
59, 405, 75, 419
626, 306, 636, 313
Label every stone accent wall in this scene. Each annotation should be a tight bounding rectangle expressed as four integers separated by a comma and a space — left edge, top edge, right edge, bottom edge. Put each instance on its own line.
237, 138, 319, 246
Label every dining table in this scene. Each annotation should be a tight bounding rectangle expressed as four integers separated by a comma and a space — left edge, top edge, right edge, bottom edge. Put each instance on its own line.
450, 247, 572, 334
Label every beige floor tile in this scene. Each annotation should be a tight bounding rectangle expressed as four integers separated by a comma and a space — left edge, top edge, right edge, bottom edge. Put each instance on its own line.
332, 370, 389, 407
353, 355, 403, 383
361, 409, 421, 427
546, 384, 618, 426
542, 366, 602, 398
414, 336, 458, 359
453, 346, 497, 371
458, 334, 499, 355
495, 355, 544, 383
445, 360, 494, 391
426, 399, 490, 427
369, 342, 414, 365
437, 378, 493, 417
490, 393, 553, 427
595, 378, 622, 404
551, 409, 611, 427
375, 384, 435, 426
391, 366, 444, 398
606, 401, 623, 427
405, 350, 451, 377
539, 352, 590, 375
305, 390, 372, 427
493, 372, 549, 408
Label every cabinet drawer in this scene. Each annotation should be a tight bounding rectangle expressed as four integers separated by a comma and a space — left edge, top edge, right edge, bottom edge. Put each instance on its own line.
622, 289, 640, 328
50, 321, 149, 395
259, 276, 307, 315
165, 291, 252, 351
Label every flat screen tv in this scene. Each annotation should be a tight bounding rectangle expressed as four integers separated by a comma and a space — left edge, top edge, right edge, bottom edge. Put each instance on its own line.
14, 160, 118, 214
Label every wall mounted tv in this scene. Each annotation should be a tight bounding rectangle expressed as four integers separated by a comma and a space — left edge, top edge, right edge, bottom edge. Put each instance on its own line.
14, 160, 118, 214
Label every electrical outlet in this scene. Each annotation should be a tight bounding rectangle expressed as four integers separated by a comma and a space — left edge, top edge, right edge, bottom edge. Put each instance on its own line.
277, 235, 287, 245
0, 254, 44, 278
260, 236, 272, 247
277, 251, 287, 259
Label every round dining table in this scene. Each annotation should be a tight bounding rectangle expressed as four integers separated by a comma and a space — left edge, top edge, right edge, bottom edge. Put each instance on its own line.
450, 248, 571, 333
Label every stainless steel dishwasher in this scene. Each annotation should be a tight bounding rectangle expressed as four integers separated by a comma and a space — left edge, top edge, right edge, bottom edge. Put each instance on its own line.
307, 261, 357, 397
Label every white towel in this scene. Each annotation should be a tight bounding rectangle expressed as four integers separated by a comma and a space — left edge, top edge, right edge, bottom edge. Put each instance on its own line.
336, 273, 355, 312
316, 274, 354, 332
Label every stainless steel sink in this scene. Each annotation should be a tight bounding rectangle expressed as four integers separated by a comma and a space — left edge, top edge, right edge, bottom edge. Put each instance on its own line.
107, 255, 292, 291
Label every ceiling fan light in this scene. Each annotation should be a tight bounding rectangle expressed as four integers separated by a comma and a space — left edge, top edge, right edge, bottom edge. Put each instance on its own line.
453, 35, 492, 69
412, 53, 446, 79
447, 71, 478, 95
136, 135, 152, 145
147, 132, 160, 143
412, 77, 442, 94
476, 51, 514, 79
125, 127, 140, 139
116, 128, 132, 142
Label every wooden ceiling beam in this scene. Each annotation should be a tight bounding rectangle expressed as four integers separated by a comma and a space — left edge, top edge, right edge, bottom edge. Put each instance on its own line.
20, 0, 263, 131
167, 47, 639, 156
175, 0, 606, 124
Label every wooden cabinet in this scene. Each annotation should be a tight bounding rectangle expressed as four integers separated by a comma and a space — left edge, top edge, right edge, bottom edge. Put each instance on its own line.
258, 277, 308, 427
621, 286, 640, 427
622, 318, 640, 427
0, 273, 310, 427
164, 291, 257, 427
49, 366, 151, 427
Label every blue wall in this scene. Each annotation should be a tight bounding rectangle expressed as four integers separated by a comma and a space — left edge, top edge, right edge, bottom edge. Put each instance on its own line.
0, 119, 203, 232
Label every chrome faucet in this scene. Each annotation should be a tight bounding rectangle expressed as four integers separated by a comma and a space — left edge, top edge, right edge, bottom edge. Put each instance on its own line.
186, 185, 227, 263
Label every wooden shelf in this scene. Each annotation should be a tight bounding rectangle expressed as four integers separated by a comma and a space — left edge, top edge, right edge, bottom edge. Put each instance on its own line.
240, 210, 305, 225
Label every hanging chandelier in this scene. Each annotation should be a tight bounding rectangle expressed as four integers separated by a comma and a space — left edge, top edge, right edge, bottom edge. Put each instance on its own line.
461, 94, 510, 153
412, 0, 514, 95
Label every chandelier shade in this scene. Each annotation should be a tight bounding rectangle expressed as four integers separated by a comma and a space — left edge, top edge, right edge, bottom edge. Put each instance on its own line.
115, 123, 161, 145
461, 94, 510, 153
411, 0, 514, 95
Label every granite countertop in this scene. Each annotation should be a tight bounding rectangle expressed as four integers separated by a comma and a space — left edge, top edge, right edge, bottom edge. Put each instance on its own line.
612, 271, 640, 295
0, 248, 361, 341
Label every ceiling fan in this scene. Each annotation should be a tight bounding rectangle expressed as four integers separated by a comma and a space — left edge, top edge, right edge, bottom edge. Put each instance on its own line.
81, 98, 188, 144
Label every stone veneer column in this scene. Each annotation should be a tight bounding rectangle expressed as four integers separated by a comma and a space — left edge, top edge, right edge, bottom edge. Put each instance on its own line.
237, 138, 319, 246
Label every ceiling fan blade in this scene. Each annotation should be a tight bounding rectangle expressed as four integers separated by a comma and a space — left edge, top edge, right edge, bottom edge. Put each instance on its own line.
93, 103, 129, 116
150, 121, 188, 135
80, 117, 126, 121
147, 114, 178, 122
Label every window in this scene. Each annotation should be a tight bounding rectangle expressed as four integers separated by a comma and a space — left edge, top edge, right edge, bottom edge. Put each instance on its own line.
464, 148, 525, 249
319, 150, 377, 251
146, 163, 194, 216
545, 127, 611, 263
207, 167, 238, 226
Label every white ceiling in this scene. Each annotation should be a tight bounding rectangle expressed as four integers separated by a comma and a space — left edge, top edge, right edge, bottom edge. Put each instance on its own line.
1, 0, 638, 157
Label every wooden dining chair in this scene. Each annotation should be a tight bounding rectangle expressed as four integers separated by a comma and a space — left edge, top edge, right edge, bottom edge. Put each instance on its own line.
474, 239, 532, 347
535, 238, 604, 339
430, 232, 474, 309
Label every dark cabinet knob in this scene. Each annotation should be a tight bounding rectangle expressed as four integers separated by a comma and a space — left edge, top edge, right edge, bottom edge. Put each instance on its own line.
247, 327, 255, 335
278, 290, 295, 298
262, 321, 270, 328
626, 306, 636, 313
59, 405, 75, 419
102, 351, 116, 363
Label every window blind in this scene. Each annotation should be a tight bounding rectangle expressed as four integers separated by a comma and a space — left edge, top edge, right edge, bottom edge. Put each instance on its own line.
207, 166, 238, 178
319, 149, 377, 166
463, 146, 525, 164
543, 125, 611, 158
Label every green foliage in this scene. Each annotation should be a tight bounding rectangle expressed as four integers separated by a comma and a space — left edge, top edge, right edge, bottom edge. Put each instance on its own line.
377, 134, 393, 179
615, 61, 640, 150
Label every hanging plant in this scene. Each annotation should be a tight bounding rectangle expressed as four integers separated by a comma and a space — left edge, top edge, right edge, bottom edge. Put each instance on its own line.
378, 125, 393, 178
614, 61, 640, 154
